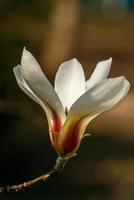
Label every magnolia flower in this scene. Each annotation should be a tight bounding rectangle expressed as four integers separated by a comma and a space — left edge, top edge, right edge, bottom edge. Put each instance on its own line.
13, 48, 130, 159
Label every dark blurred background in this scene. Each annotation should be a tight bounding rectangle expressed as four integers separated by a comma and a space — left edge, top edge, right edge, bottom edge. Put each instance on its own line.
0, 0, 134, 199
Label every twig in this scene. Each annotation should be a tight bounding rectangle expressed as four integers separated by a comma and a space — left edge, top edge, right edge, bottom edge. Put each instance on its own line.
0, 157, 68, 192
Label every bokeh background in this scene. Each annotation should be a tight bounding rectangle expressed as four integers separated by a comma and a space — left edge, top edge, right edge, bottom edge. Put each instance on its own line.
0, 0, 134, 199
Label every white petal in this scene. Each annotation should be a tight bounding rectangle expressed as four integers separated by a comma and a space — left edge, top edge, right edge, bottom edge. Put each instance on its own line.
54, 58, 85, 110
69, 76, 129, 118
14, 65, 45, 107
13, 65, 55, 126
97, 78, 130, 114
58, 77, 130, 153
86, 58, 112, 91
21, 48, 66, 126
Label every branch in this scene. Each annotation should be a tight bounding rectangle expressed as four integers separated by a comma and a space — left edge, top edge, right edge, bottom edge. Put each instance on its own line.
0, 157, 68, 192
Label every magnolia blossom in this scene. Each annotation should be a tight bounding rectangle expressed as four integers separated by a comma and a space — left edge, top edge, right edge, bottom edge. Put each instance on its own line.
13, 48, 130, 158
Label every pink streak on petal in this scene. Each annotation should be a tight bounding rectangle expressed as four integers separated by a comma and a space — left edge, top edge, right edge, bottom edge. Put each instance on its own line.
52, 115, 62, 132
49, 113, 63, 152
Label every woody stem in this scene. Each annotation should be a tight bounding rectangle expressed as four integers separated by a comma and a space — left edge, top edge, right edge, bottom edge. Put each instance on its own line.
0, 157, 68, 192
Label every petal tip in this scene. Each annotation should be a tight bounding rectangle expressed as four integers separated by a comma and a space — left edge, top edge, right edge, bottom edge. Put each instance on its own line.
105, 57, 112, 65
109, 57, 112, 63
97, 57, 112, 67
115, 76, 130, 86
65, 58, 81, 69
70, 58, 79, 63
13, 65, 20, 73
22, 46, 27, 55
123, 77, 130, 88
22, 46, 29, 57
21, 47, 33, 66
121, 76, 125, 80
116, 76, 124, 82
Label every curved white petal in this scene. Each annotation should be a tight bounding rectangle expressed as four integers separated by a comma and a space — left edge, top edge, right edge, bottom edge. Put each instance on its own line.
59, 77, 130, 154
13, 65, 57, 131
14, 65, 42, 106
20, 48, 66, 130
86, 58, 112, 91
97, 78, 130, 114
69, 76, 129, 118
54, 58, 85, 110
